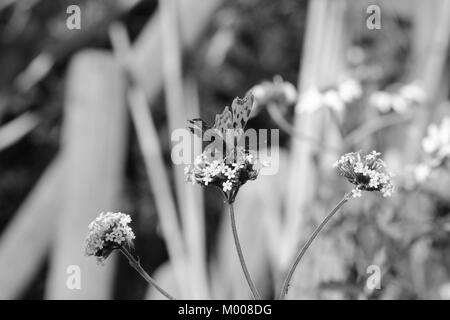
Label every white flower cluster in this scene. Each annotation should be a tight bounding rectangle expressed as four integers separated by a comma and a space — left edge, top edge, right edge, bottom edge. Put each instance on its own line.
370, 82, 426, 114
250, 77, 297, 117
422, 117, 450, 164
297, 79, 362, 114
85, 212, 135, 263
185, 151, 260, 202
333, 150, 395, 198
411, 117, 450, 185
252, 78, 297, 106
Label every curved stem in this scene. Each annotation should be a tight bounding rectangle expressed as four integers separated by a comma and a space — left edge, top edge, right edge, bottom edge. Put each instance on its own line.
279, 193, 351, 300
343, 113, 411, 148
229, 202, 261, 299
266, 104, 341, 153
119, 247, 176, 300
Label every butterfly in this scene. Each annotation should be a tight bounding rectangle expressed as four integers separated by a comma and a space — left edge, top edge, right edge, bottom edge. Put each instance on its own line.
188, 92, 254, 152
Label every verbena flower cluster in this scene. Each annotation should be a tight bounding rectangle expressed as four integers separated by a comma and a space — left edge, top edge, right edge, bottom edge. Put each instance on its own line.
85, 212, 135, 263
185, 149, 261, 203
333, 150, 394, 198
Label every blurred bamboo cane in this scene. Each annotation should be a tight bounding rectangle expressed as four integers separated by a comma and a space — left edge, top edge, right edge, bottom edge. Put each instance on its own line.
404, 0, 450, 161
110, 0, 222, 298
46, 50, 127, 299
159, 0, 209, 299
183, 76, 210, 299
109, 23, 189, 298
0, 157, 63, 299
13, 0, 142, 93
281, 0, 328, 271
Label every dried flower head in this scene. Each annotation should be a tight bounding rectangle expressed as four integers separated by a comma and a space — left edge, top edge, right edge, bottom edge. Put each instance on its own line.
85, 212, 135, 263
333, 150, 394, 198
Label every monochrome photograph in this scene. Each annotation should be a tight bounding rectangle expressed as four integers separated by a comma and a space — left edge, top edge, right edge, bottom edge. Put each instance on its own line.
0, 0, 449, 304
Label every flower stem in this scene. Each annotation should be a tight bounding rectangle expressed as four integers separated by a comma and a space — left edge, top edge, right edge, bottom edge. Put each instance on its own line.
228, 202, 261, 300
279, 193, 351, 300
119, 247, 176, 300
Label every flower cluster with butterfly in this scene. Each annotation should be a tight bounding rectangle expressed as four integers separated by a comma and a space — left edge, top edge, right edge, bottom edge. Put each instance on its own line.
185, 93, 265, 203
333, 150, 395, 198
84, 211, 135, 264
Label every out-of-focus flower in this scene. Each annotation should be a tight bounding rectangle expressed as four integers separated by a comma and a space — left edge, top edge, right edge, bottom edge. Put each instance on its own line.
297, 78, 362, 114
422, 117, 450, 164
369, 91, 392, 113
369, 82, 426, 114
333, 150, 395, 198
85, 212, 135, 264
399, 82, 426, 105
413, 163, 431, 183
407, 118, 450, 186
370, 91, 409, 114
296, 86, 323, 114
338, 78, 362, 103
322, 90, 344, 112
390, 94, 409, 114
250, 76, 297, 117
185, 149, 262, 203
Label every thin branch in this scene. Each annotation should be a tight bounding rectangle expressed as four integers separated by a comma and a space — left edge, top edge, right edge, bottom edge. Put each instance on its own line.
267, 103, 341, 153
279, 193, 351, 300
120, 247, 176, 300
343, 113, 412, 148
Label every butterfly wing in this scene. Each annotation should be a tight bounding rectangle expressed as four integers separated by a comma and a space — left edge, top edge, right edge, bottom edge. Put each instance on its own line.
231, 92, 254, 133
212, 106, 233, 138
189, 93, 254, 159
221, 93, 254, 157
